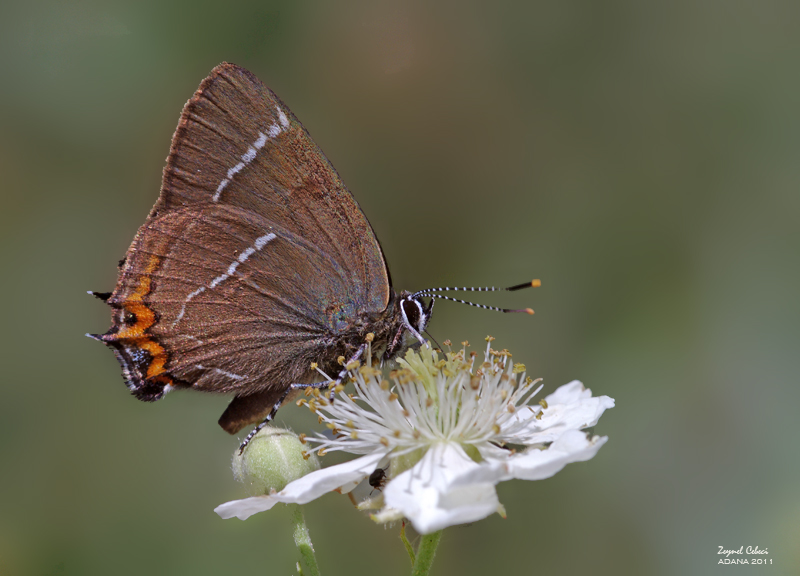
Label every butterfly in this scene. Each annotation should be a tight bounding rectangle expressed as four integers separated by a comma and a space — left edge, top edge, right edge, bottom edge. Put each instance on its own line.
89, 63, 536, 449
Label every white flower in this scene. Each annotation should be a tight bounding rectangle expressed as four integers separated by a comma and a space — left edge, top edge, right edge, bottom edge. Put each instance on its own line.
215, 340, 614, 534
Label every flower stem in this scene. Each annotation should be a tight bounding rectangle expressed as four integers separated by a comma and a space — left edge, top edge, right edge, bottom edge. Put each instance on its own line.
400, 521, 416, 564
290, 504, 320, 576
411, 530, 443, 576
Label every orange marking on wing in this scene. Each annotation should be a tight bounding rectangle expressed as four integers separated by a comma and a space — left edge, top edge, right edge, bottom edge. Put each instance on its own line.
116, 254, 172, 382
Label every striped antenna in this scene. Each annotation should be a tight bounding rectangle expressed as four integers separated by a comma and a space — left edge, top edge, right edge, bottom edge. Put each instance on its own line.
422, 294, 534, 315
414, 279, 541, 298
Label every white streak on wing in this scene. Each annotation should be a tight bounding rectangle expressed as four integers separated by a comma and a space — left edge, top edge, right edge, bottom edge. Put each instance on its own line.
267, 122, 281, 138
277, 107, 289, 128
173, 286, 206, 326
238, 247, 256, 262
255, 233, 277, 250
194, 364, 245, 381
209, 265, 235, 289
213, 368, 245, 380
227, 162, 246, 178
242, 146, 257, 163
173, 234, 277, 327
212, 120, 285, 202
212, 179, 229, 202
186, 286, 206, 301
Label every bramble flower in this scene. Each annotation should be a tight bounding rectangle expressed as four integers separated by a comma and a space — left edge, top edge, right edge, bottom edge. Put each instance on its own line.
215, 339, 614, 534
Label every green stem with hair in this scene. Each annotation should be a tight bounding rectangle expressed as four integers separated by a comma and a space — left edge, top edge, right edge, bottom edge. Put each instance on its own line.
290, 504, 320, 576
411, 530, 443, 576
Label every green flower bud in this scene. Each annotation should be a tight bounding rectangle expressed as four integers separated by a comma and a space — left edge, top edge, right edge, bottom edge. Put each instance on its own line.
233, 427, 319, 495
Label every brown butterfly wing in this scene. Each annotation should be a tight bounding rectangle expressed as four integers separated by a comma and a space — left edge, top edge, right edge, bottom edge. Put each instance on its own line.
96, 63, 391, 433
156, 63, 389, 303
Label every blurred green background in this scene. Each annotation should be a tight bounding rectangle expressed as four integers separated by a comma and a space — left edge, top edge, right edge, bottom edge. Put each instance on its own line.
1, 1, 799, 574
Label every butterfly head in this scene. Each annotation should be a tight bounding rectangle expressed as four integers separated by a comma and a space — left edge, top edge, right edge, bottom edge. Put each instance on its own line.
399, 292, 434, 345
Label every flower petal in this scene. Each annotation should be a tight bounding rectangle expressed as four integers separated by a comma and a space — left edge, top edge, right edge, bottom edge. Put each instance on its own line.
215, 495, 278, 520
545, 380, 593, 405
506, 431, 608, 480
467, 430, 607, 484
383, 443, 500, 534
215, 451, 386, 520
506, 381, 614, 444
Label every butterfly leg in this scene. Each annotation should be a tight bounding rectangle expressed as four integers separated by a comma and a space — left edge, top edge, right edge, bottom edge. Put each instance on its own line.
237, 383, 324, 454
237, 345, 368, 454
327, 344, 367, 403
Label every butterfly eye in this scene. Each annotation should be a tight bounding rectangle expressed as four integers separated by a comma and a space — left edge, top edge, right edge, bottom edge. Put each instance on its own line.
401, 297, 426, 333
